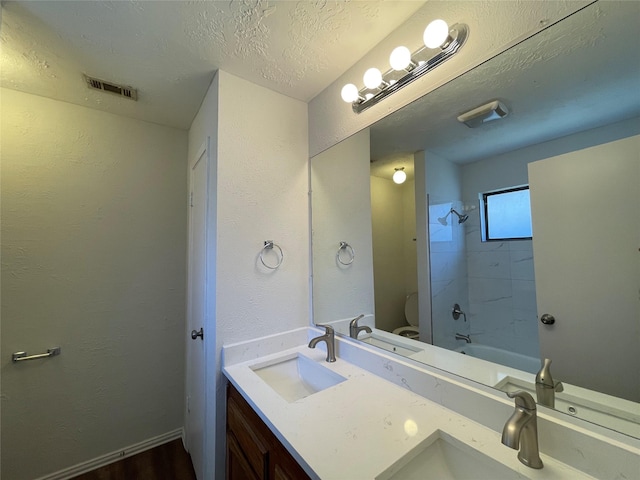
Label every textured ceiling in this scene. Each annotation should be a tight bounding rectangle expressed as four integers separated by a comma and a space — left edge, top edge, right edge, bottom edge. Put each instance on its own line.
0, 0, 425, 129
369, 0, 640, 177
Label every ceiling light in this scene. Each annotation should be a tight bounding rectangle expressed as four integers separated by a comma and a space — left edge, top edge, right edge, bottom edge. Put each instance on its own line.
457, 100, 510, 128
340, 20, 468, 114
393, 167, 407, 184
423, 19, 450, 49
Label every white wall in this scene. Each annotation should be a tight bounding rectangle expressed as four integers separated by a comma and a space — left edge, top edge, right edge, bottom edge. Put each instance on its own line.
187, 70, 309, 479
217, 74, 310, 480
308, 1, 591, 157
216, 70, 309, 347
402, 179, 418, 296
370, 176, 406, 332
1, 88, 188, 480
311, 129, 373, 325
370, 175, 417, 333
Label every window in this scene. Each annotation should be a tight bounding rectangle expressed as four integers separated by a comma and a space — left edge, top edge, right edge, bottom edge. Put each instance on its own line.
481, 186, 532, 241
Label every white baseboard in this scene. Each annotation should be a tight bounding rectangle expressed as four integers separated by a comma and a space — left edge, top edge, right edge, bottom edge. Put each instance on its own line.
35, 428, 185, 480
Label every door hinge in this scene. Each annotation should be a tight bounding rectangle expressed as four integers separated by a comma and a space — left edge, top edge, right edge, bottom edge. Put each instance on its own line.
189, 192, 194, 207
187, 395, 191, 413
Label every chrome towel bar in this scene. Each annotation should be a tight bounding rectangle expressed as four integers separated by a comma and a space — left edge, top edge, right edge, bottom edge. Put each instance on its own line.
12, 347, 61, 363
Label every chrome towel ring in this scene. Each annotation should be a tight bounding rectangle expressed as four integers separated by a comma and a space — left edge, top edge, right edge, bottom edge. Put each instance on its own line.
260, 240, 283, 269
336, 241, 355, 266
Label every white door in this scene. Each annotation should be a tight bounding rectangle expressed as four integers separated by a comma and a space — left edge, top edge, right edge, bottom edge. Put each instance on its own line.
186, 140, 209, 479
528, 135, 639, 402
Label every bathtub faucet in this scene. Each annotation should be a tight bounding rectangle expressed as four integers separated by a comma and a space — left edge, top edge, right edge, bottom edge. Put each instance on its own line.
455, 333, 471, 343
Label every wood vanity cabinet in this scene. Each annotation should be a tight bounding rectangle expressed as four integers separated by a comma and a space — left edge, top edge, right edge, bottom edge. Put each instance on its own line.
226, 383, 311, 480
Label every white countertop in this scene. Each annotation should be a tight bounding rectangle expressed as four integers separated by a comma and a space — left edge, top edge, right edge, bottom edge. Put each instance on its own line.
222, 329, 606, 480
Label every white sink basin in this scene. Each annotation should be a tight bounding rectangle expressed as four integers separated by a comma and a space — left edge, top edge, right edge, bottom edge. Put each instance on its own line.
376, 430, 521, 480
251, 353, 347, 402
361, 334, 423, 357
495, 376, 640, 438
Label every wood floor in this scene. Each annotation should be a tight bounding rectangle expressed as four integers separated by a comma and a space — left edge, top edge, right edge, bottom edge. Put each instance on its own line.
71, 438, 197, 480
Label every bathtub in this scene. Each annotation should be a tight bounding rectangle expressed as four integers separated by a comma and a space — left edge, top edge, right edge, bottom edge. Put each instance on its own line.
454, 344, 540, 374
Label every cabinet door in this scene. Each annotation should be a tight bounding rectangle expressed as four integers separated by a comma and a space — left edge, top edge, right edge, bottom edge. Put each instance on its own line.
272, 445, 309, 480
227, 394, 269, 479
227, 432, 259, 480
226, 384, 311, 480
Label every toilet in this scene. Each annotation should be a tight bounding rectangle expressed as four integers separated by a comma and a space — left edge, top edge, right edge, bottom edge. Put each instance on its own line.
392, 292, 419, 339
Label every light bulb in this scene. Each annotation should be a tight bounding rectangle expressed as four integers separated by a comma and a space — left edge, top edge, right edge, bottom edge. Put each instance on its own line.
389, 46, 412, 71
423, 19, 449, 49
341, 83, 359, 103
363, 68, 383, 89
393, 168, 407, 184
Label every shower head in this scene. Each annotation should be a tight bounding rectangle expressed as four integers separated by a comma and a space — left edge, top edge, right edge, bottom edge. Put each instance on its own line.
439, 208, 468, 225
455, 210, 469, 223
452, 209, 468, 223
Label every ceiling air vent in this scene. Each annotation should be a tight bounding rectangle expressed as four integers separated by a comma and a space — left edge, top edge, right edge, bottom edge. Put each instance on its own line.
83, 74, 138, 101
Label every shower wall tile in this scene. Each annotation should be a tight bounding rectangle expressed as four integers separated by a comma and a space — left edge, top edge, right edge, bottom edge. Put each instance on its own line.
466, 239, 510, 254
468, 277, 512, 304
429, 198, 469, 351
431, 277, 466, 349
469, 300, 513, 335
511, 279, 538, 312
513, 308, 541, 357
431, 280, 461, 318
430, 251, 464, 282
510, 250, 535, 281
509, 239, 533, 252
467, 250, 511, 279
462, 219, 539, 359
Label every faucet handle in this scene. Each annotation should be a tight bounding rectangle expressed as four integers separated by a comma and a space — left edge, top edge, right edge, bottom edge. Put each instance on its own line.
507, 390, 537, 410
314, 324, 334, 336
554, 381, 564, 393
349, 314, 365, 327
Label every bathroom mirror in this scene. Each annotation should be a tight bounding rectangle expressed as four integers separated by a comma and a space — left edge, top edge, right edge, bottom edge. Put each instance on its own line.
311, 1, 640, 438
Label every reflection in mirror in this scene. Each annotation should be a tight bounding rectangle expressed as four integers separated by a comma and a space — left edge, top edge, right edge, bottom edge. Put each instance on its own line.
311, 1, 640, 439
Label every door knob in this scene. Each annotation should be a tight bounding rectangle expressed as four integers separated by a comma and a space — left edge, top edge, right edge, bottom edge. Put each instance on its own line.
540, 314, 556, 325
191, 328, 204, 340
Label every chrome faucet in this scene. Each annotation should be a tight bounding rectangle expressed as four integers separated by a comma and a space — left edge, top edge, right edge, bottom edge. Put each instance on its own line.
455, 333, 471, 343
535, 358, 564, 408
349, 314, 371, 339
502, 390, 543, 469
308, 324, 336, 362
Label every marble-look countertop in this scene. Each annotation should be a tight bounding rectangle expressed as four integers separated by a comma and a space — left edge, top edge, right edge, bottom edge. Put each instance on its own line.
222, 329, 597, 480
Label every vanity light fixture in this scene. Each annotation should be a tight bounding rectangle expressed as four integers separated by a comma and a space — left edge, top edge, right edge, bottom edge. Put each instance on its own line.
341, 19, 469, 114
393, 167, 407, 184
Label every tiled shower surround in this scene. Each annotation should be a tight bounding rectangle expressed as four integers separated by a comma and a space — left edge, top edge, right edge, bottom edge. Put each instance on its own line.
429, 197, 540, 358
463, 210, 540, 358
